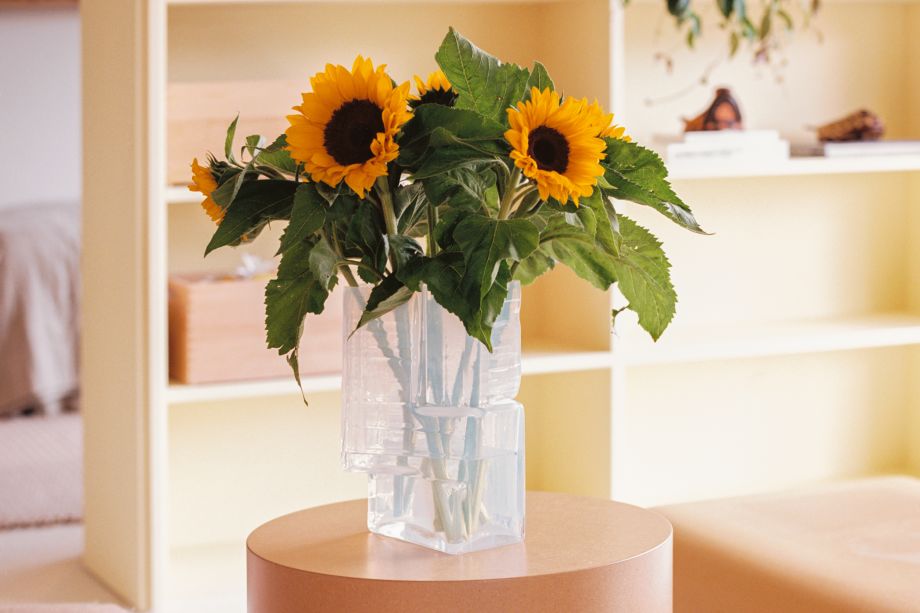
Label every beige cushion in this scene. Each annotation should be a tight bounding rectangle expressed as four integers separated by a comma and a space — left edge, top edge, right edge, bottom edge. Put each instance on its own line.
656, 476, 920, 613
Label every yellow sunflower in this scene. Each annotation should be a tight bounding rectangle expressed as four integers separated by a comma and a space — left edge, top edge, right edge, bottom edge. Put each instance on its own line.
411, 70, 457, 107
584, 99, 631, 142
188, 158, 224, 223
285, 56, 412, 198
505, 87, 607, 205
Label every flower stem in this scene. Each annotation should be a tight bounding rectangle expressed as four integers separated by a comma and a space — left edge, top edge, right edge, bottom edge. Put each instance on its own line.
376, 176, 399, 236
498, 167, 522, 220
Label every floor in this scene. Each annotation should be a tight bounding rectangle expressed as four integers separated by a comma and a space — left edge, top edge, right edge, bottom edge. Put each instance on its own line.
0, 524, 124, 607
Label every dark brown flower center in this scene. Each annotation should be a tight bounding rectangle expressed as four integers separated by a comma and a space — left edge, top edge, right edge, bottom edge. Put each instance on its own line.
528, 126, 569, 173
411, 88, 459, 109
323, 99, 384, 166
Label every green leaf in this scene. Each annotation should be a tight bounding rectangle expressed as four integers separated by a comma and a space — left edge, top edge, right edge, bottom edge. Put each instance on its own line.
539, 190, 619, 290
395, 183, 429, 236
435, 28, 529, 124
354, 275, 414, 331
513, 249, 555, 285
280, 184, 326, 252
464, 262, 512, 351
718, 0, 733, 18
224, 115, 239, 161
777, 9, 794, 30
397, 250, 508, 350
422, 165, 498, 213
730, 31, 741, 57
602, 139, 706, 234
611, 216, 676, 340
206, 180, 297, 254
400, 105, 507, 165
669, 0, 691, 17
345, 202, 387, 279
412, 142, 503, 180
256, 134, 297, 174
453, 214, 539, 306
308, 237, 339, 290
265, 235, 331, 356
386, 234, 424, 274
524, 61, 554, 98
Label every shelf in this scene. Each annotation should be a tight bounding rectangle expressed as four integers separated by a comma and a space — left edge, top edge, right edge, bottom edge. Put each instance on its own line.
167, 346, 612, 404
667, 155, 920, 181
167, 184, 198, 204
619, 313, 920, 366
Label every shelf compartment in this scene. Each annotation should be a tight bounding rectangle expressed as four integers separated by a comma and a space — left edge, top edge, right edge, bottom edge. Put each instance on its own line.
618, 312, 920, 365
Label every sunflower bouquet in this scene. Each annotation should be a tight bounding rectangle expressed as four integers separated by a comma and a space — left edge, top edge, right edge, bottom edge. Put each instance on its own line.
193, 28, 702, 373
191, 28, 701, 552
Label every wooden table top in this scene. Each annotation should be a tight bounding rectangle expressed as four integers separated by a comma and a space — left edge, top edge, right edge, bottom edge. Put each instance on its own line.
247, 490, 672, 582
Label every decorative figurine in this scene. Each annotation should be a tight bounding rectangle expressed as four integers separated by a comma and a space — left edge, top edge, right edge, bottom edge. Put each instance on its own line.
816, 110, 884, 142
684, 87, 744, 132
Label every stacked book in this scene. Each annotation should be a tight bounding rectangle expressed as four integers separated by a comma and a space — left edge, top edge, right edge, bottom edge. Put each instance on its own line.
656, 130, 790, 164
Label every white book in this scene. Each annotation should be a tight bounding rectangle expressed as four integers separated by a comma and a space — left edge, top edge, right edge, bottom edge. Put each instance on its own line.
666, 140, 790, 163
791, 140, 920, 158
682, 129, 781, 145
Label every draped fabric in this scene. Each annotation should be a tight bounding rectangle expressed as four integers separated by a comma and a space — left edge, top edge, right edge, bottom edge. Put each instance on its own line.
0, 204, 80, 416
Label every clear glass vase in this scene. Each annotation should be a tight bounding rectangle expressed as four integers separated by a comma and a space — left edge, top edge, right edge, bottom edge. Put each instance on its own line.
341, 282, 525, 554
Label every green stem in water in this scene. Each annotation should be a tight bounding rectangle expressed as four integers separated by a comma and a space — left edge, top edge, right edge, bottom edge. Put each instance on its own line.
498, 167, 522, 220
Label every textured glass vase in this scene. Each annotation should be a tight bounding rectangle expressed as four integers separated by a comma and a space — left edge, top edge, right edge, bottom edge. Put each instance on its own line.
341, 282, 525, 554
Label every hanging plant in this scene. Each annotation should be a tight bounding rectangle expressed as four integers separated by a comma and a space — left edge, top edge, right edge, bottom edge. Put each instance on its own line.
663, 0, 820, 62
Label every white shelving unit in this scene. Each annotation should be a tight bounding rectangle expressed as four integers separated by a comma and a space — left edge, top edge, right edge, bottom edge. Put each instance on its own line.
82, 0, 920, 610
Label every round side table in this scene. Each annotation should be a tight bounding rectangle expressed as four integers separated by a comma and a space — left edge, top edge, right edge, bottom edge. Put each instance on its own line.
247, 491, 672, 613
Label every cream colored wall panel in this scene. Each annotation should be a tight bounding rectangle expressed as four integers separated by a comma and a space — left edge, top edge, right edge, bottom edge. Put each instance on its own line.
617, 348, 912, 507
168, 391, 364, 548
520, 370, 612, 498
537, 0, 610, 104
82, 0, 161, 608
618, 173, 912, 329
622, 3, 915, 143
167, 3, 546, 84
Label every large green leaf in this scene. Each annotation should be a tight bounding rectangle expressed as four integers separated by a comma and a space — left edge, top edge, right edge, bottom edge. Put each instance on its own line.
280, 184, 326, 252
602, 139, 705, 234
399, 105, 507, 167
205, 180, 297, 254
265, 235, 333, 356
397, 250, 509, 350
435, 28, 529, 124
612, 215, 677, 340
539, 190, 619, 290
453, 214, 539, 306
422, 165, 498, 213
